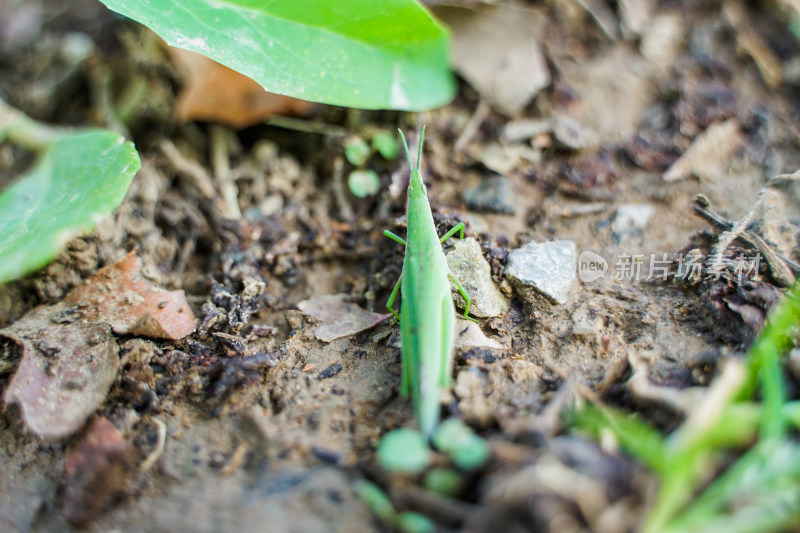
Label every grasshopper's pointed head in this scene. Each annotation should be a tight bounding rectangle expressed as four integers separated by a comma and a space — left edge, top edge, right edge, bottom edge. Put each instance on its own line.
398, 127, 428, 199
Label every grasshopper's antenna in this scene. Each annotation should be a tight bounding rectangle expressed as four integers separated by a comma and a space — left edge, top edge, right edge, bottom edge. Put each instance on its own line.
398, 129, 414, 170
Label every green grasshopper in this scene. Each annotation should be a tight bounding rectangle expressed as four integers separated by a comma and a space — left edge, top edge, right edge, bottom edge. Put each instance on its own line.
384, 127, 475, 438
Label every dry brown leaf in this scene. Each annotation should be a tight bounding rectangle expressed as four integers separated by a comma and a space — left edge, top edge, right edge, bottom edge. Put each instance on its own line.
434, 5, 550, 116
663, 119, 744, 182
297, 294, 390, 342
556, 47, 650, 143
169, 47, 315, 128
2, 312, 118, 438
61, 416, 138, 526
64, 252, 196, 340
724, 1, 782, 89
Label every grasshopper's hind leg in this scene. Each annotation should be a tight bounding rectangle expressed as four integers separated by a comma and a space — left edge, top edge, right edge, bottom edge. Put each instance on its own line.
439, 222, 465, 243
449, 272, 479, 322
383, 229, 405, 324
386, 274, 402, 324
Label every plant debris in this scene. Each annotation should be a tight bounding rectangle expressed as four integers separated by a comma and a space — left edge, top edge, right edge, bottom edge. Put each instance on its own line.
169, 46, 315, 128
2, 314, 118, 438
297, 294, 391, 342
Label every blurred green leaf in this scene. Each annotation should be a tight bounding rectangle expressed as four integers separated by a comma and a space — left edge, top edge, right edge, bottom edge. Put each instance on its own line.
449, 434, 489, 470
354, 480, 397, 524
345, 137, 371, 166
98, 0, 456, 110
378, 428, 432, 473
0, 130, 140, 284
348, 170, 381, 198
569, 404, 669, 474
398, 511, 435, 533
433, 418, 489, 470
372, 130, 399, 160
432, 418, 473, 452
423, 467, 462, 497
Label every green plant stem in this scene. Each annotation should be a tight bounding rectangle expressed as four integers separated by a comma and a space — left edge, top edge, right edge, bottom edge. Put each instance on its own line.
737, 282, 800, 401
0, 96, 64, 152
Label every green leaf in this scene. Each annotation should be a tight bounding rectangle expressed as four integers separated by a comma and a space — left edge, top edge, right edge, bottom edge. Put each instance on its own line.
423, 467, 462, 497
354, 480, 397, 524
449, 434, 490, 471
377, 428, 432, 474
0, 130, 140, 284
398, 511, 435, 533
98, 0, 456, 111
372, 130, 399, 160
344, 137, 371, 166
569, 404, 669, 474
432, 418, 473, 451
348, 170, 380, 198
433, 418, 489, 471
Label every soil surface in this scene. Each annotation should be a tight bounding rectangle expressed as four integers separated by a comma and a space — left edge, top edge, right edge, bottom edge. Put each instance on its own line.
1, 1, 800, 532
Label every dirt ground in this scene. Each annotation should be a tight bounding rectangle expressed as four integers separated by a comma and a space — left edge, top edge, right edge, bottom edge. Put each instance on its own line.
2, 1, 800, 532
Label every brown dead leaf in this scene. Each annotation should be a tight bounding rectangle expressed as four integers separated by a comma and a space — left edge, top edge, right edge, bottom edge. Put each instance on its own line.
663, 120, 745, 182
2, 312, 118, 438
169, 47, 315, 128
62, 416, 139, 526
724, 1, 782, 89
556, 47, 651, 143
297, 294, 390, 342
434, 5, 550, 116
64, 252, 196, 340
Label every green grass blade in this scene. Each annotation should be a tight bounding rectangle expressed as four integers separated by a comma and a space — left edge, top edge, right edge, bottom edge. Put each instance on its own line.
663, 441, 800, 533
569, 404, 669, 474
737, 282, 800, 401
98, 0, 456, 111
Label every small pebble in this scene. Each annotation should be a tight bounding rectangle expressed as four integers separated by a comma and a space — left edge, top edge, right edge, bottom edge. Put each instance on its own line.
318, 362, 342, 380
505, 239, 577, 305
611, 203, 654, 240
446, 237, 508, 317
463, 176, 515, 215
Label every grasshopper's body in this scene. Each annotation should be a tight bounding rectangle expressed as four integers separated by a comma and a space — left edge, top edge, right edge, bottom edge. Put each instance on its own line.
384, 127, 473, 438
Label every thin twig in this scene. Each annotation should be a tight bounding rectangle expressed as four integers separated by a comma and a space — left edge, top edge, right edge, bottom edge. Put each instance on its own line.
210, 124, 241, 219
693, 194, 800, 284
454, 99, 491, 153
331, 156, 353, 220
220, 443, 249, 476
140, 417, 167, 473
265, 116, 347, 137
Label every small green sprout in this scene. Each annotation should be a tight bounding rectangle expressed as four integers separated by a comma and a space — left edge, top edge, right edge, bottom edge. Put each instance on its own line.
345, 137, 371, 166
397, 512, 436, 533
355, 480, 437, 533
348, 169, 381, 198
433, 418, 490, 471
354, 480, 396, 524
372, 130, 399, 160
424, 467, 463, 497
377, 428, 432, 474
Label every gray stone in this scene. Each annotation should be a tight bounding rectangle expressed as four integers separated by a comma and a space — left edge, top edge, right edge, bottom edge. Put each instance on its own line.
463, 176, 515, 215
446, 238, 508, 318
611, 203, 654, 240
504, 239, 577, 305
